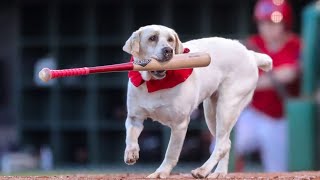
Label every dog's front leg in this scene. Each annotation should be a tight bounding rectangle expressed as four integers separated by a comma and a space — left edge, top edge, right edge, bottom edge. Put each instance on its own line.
147, 120, 189, 179
124, 116, 144, 165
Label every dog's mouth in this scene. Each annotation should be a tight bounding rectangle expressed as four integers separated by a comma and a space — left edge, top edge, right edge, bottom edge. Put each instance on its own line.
149, 55, 168, 79
150, 70, 166, 79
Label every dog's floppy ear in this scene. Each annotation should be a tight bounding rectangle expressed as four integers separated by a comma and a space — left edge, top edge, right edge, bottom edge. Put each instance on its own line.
123, 30, 141, 56
173, 31, 184, 54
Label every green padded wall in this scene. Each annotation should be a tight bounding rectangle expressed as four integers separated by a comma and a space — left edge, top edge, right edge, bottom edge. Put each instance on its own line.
287, 1, 320, 171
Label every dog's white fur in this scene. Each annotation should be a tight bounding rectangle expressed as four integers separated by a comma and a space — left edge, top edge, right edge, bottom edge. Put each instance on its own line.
122, 25, 272, 179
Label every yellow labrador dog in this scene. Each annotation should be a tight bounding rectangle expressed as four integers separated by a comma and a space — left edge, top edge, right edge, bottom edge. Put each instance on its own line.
122, 25, 272, 178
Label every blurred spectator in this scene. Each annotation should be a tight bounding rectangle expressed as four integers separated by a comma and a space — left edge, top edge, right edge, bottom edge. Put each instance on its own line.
225, 0, 301, 172
40, 145, 53, 171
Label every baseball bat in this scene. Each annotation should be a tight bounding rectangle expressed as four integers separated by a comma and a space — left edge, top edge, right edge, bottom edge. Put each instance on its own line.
38, 52, 211, 82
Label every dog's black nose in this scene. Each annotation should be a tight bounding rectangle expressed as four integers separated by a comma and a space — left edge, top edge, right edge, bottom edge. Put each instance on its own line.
162, 47, 173, 61
163, 47, 173, 55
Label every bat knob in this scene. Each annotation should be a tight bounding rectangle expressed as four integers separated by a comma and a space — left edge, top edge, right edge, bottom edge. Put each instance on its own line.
39, 68, 52, 82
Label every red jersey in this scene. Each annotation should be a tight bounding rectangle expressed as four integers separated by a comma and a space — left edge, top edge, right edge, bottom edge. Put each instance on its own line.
248, 34, 301, 119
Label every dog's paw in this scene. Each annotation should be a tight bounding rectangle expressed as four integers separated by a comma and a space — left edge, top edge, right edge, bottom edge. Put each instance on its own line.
147, 171, 170, 179
124, 147, 139, 165
191, 167, 210, 179
208, 172, 227, 179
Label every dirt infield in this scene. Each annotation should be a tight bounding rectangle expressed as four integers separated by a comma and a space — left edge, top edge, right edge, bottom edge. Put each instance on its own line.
4, 172, 320, 179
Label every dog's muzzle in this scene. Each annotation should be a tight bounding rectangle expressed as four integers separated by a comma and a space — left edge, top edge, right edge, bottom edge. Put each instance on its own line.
161, 47, 173, 61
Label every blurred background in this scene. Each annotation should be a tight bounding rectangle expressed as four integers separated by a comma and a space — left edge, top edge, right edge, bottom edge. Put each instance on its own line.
0, 0, 319, 175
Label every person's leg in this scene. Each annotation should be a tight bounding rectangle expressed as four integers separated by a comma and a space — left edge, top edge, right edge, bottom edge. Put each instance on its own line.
259, 115, 288, 172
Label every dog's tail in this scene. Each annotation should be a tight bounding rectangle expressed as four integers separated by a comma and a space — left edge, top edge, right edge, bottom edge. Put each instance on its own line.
250, 50, 273, 72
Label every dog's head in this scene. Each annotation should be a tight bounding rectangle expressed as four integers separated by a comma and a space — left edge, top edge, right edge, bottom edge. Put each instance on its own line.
123, 25, 183, 80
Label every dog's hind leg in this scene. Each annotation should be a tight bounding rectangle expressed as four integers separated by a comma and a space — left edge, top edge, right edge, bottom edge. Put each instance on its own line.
203, 93, 218, 137
191, 87, 255, 179
204, 93, 230, 177
210, 91, 254, 178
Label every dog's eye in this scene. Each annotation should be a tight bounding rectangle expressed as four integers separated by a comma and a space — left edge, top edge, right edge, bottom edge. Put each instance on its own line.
149, 35, 158, 42
168, 37, 174, 42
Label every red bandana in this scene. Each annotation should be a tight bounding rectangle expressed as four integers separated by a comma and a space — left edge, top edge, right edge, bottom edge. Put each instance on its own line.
128, 48, 193, 93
